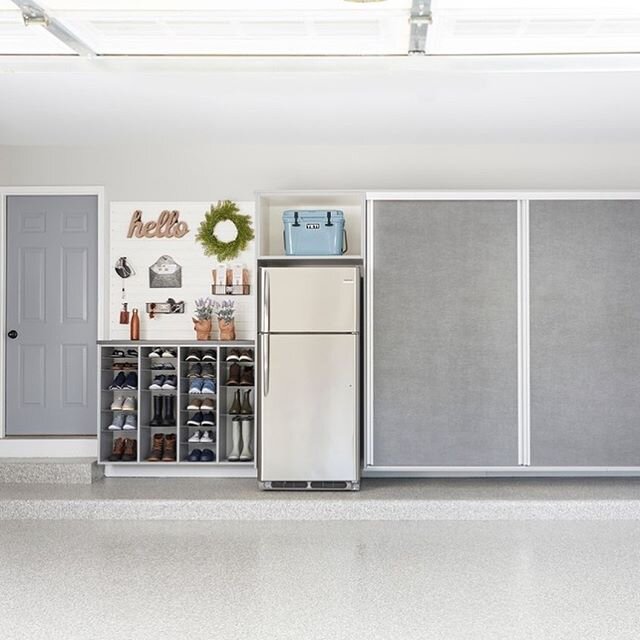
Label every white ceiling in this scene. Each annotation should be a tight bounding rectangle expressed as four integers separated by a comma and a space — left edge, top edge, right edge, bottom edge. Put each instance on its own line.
1, 57, 640, 146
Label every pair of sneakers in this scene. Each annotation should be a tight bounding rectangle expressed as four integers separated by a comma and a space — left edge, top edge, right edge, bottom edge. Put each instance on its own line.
148, 348, 176, 358
188, 429, 215, 442
186, 362, 215, 378
109, 371, 138, 390
112, 349, 137, 358
185, 349, 216, 362
149, 375, 177, 390
225, 349, 253, 362
186, 397, 215, 412
189, 378, 215, 394
108, 414, 136, 430
111, 396, 136, 411
186, 412, 215, 427
188, 448, 215, 462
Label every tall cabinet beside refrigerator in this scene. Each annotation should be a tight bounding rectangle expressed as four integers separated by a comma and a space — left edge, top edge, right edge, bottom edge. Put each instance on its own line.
258, 267, 360, 490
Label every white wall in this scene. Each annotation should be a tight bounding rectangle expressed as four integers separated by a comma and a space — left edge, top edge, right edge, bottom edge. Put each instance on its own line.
109, 201, 255, 341
2, 143, 640, 201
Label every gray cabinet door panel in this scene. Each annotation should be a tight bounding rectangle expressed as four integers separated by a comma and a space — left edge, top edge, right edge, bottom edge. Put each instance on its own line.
372, 200, 518, 467
6, 195, 97, 436
530, 200, 640, 466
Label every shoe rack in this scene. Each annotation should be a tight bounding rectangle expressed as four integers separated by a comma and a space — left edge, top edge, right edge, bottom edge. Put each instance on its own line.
218, 347, 255, 464
98, 341, 255, 468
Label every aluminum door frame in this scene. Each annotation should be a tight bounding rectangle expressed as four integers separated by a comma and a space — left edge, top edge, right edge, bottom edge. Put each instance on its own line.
0, 186, 105, 441
364, 190, 640, 476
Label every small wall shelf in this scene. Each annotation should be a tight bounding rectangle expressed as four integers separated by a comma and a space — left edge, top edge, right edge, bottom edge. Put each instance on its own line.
256, 190, 365, 260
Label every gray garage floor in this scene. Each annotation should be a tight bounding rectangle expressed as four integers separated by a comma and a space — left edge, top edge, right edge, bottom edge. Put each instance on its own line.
1, 519, 639, 639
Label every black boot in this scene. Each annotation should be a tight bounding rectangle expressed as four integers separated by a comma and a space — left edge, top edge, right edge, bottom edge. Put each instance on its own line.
162, 395, 175, 426
149, 395, 163, 426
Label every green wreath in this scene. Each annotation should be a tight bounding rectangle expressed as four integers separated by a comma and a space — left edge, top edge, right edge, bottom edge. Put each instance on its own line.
196, 200, 254, 261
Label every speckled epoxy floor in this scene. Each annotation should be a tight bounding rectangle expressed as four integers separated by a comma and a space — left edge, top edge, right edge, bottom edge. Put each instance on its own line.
1, 519, 640, 640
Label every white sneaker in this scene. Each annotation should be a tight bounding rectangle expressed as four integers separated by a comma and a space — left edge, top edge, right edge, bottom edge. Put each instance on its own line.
188, 430, 202, 442
123, 414, 137, 430
148, 348, 162, 358
161, 349, 176, 358
108, 413, 124, 430
186, 398, 202, 411
110, 396, 124, 410
200, 430, 214, 443
122, 396, 136, 412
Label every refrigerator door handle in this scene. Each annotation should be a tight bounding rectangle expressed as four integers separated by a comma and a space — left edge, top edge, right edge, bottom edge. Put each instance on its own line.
262, 269, 271, 334
263, 333, 270, 397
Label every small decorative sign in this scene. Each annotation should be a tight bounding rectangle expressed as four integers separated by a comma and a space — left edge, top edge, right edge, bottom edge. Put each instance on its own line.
127, 209, 189, 239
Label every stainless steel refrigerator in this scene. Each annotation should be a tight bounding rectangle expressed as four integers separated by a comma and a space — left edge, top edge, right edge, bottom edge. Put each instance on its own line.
258, 266, 360, 490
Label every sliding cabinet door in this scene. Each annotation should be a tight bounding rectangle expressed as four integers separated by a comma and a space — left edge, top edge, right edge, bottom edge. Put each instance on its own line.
371, 200, 518, 467
530, 200, 640, 466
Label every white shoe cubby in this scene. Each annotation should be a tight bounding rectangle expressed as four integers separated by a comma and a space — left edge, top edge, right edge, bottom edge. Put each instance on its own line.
98, 341, 255, 467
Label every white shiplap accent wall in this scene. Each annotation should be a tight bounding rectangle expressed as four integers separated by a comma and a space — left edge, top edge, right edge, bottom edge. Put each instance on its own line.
109, 201, 255, 341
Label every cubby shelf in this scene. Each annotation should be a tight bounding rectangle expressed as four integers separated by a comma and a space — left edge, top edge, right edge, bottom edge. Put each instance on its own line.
98, 341, 256, 469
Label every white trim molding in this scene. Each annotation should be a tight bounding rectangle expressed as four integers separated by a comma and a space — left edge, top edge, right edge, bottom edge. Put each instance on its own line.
0, 186, 104, 457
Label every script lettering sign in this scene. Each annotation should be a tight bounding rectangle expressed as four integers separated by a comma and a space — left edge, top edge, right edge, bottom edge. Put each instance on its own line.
127, 210, 189, 239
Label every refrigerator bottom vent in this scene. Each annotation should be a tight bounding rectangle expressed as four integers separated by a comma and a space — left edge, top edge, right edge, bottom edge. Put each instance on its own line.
260, 481, 359, 491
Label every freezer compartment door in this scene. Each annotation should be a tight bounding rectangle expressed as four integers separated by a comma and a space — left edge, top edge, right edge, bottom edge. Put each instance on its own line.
261, 267, 359, 333
259, 333, 359, 482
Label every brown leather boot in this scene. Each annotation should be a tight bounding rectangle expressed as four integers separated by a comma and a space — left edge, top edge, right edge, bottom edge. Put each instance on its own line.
227, 363, 241, 385
240, 366, 254, 386
109, 437, 125, 461
122, 438, 137, 462
147, 433, 164, 461
161, 433, 177, 462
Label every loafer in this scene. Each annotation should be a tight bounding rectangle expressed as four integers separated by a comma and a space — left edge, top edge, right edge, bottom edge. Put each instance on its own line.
202, 350, 216, 362
162, 375, 177, 390
123, 372, 138, 389
202, 379, 216, 394
109, 372, 126, 390
185, 349, 202, 361
149, 375, 166, 390
187, 412, 203, 427
201, 412, 215, 427
200, 448, 215, 462
188, 448, 202, 462
189, 378, 204, 394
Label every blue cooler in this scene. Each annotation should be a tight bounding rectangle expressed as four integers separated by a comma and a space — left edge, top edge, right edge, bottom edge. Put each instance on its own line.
282, 210, 347, 256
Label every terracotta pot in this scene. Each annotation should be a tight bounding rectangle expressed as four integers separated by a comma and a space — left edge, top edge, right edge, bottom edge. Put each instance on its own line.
193, 318, 212, 341
218, 319, 236, 341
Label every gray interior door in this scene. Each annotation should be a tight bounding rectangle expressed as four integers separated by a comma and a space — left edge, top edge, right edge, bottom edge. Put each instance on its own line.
530, 200, 640, 466
5, 195, 97, 436
371, 200, 518, 467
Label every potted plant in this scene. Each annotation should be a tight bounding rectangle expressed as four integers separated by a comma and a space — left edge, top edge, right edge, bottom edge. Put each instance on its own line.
193, 297, 215, 340
215, 299, 236, 341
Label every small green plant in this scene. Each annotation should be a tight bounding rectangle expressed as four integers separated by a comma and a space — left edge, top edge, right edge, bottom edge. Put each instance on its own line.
193, 297, 215, 321
214, 299, 235, 322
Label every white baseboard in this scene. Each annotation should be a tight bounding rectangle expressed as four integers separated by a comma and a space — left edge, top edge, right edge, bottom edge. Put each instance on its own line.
0, 438, 97, 458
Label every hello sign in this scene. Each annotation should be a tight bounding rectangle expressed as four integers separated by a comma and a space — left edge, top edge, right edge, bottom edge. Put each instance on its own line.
127, 209, 190, 239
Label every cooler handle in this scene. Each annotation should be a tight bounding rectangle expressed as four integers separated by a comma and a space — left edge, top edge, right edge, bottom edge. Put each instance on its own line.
342, 229, 348, 254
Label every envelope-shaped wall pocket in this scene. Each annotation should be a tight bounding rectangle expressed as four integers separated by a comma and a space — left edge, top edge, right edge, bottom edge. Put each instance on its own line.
149, 255, 182, 288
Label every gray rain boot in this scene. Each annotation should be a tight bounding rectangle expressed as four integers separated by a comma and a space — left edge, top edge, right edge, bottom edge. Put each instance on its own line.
228, 417, 241, 461
241, 390, 253, 415
240, 419, 253, 461
229, 390, 241, 415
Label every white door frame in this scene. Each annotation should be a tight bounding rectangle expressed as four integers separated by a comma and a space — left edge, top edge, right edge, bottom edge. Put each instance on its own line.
0, 186, 105, 456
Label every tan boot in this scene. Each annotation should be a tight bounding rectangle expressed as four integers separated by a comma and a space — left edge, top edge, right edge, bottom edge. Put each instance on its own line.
162, 433, 177, 462
122, 438, 137, 462
147, 433, 164, 461
109, 437, 125, 462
